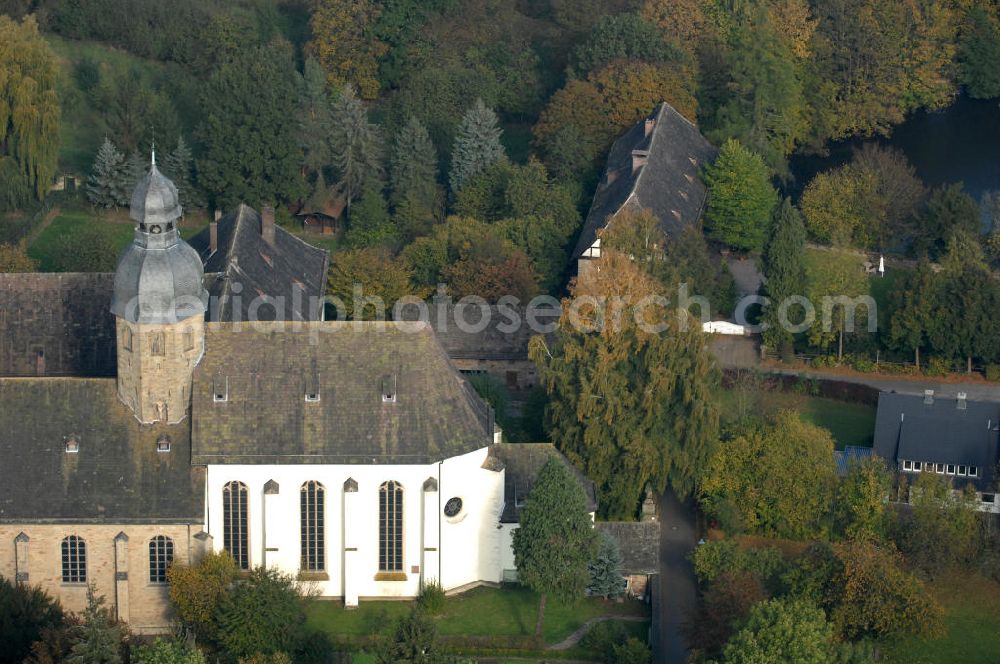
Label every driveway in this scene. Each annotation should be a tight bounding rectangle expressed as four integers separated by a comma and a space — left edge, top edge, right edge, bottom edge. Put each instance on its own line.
653, 490, 699, 664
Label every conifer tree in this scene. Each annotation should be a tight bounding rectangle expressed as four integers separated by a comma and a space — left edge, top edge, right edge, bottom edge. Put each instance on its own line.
702, 139, 778, 251
887, 260, 937, 369
761, 198, 807, 356
346, 179, 398, 248
390, 117, 438, 208
512, 458, 599, 638
86, 138, 129, 209
162, 136, 202, 209
588, 530, 625, 599
449, 98, 506, 194
330, 85, 384, 211
298, 58, 334, 178
67, 586, 122, 664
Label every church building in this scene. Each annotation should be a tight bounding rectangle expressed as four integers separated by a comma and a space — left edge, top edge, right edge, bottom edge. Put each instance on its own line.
0, 160, 587, 631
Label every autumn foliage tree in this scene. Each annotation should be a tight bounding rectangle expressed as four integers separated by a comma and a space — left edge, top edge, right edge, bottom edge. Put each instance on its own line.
308, 0, 387, 100
0, 15, 60, 209
530, 241, 720, 518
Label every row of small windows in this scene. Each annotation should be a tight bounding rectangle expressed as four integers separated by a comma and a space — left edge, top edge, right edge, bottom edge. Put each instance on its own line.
213, 375, 397, 404
900, 460, 978, 477
221, 480, 405, 574
59, 535, 174, 584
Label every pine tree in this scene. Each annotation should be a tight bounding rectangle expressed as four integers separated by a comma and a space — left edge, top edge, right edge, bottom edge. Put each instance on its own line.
761, 198, 807, 356
702, 138, 778, 252
512, 458, 599, 638
330, 85, 384, 211
298, 57, 334, 178
346, 179, 398, 248
449, 98, 506, 194
390, 117, 438, 209
588, 530, 625, 599
162, 136, 202, 209
888, 260, 937, 369
86, 138, 129, 209
67, 586, 122, 664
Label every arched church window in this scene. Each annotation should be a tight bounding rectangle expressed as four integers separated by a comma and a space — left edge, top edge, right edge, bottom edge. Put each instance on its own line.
149, 535, 174, 584
379, 481, 403, 572
61, 535, 86, 583
150, 332, 165, 357
123, 327, 132, 352
300, 481, 325, 572
223, 481, 249, 570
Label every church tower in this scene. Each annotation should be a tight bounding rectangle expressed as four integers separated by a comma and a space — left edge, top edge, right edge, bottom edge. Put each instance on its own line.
110, 154, 208, 424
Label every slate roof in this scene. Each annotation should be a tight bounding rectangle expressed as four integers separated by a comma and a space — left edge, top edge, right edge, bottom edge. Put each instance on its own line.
595, 521, 660, 575
573, 102, 717, 261
0, 378, 204, 523
488, 443, 598, 523
188, 204, 329, 323
833, 445, 876, 476
399, 302, 559, 361
872, 392, 1000, 491
190, 321, 495, 464
0, 273, 117, 377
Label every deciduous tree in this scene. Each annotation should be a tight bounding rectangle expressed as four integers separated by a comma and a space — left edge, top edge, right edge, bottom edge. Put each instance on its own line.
0, 15, 60, 204
959, 7, 1000, 99
718, 598, 835, 664
701, 411, 837, 539
512, 458, 599, 638
803, 249, 871, 358
326, 247, 417, 320
914, 183, 981, 259
213, 567, 306, 659
897, 472, 980, 575
307, 0, 387, 100
167, 551, 238, 643
836, 457, 892, 541
570, 13, 676, 78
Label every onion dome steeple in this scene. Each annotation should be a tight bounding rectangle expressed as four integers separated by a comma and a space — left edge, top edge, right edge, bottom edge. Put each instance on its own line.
111, 152, 208, 324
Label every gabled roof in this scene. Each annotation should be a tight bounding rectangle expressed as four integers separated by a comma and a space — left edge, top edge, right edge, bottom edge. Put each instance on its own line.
489, 443, 598, 523
0, 273, 117, 377
595, 521, 660, 575
188, 204, 329, 322
0, 378, 204, 523
873, 392, 1000, 491
573, 102, 717, 260
190, 321, 495, 464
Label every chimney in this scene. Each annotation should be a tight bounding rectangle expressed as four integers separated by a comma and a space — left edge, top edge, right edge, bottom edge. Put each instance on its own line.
957, 392, 967, 410
644, 117, 655, 137
923, 389, 934, 405
210, 212, 219, 254
261, 205, 275, 247
631, 149, 649, 175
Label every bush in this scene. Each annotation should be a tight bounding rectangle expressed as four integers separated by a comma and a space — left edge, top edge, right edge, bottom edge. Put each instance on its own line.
214, 567, 306, 659
612, 637, 652, 664
581, 619, 629, 662
924, 356, 953, 377
851, 356, 877, 373
690, 540, 784, 588
811, 355, 838, 369
132, 637, 206, 663
0, 575, 66, 664
985, 364, 1000, 382
417, 579, 446, 615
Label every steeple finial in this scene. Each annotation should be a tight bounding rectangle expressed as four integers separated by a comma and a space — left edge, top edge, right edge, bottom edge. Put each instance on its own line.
151, 140, 156, 167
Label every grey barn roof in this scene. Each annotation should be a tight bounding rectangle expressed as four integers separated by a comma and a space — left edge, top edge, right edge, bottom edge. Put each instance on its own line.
488, 443, 598, 523
573, 102, 717, 260
190, 321, 494, 464
872, 392, 1000, 491
0, 378, 204, 523
189, 204, 329, 323
595, 521, 660, 575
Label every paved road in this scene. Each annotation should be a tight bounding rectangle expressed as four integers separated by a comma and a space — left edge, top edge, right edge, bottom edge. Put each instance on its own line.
653, 490, 699, 664
763, 366, 1000, 402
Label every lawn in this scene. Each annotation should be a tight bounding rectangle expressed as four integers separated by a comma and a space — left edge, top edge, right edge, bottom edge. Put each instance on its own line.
719, 388, 877, 449
305, 585, 648, 646
881, 572, 1000, 664
28, 204, 210, 272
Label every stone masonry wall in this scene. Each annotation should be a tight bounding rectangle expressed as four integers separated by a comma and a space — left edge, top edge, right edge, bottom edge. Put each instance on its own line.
0, 523, 206, 633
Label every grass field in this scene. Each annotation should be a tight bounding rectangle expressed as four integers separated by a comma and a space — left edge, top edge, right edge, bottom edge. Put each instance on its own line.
719, 388, 877, 448
881, 572, 1000, 664
27, 203, 210, 272
305, 585, 648, 646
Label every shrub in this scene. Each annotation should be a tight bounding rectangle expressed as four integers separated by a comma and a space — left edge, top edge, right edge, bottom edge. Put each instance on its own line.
985, 364, 1000, 382
691, 541, 784, 587
417, 579, 446, 615
851, 356, 877, 373
167, 551, 238, 641
612, 637, 652, 664
811, 355, 838, 369
214, 567, 306, 659
0, 575, 66, 664
132, 637, 206, 663
924, 356, 952, 377
581, 619, 628, 662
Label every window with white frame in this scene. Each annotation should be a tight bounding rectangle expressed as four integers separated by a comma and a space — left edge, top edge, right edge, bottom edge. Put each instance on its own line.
969, 466, 978, 478
958, 465, 967, 476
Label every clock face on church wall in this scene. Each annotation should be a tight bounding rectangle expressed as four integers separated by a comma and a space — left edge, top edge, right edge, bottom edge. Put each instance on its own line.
444, 497, 463, 518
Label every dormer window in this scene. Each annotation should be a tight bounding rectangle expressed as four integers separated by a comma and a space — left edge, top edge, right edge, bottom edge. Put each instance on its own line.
305, 391, 321, 402
305, 372, 320, 402
65, 436, 79, 454
156, 436, 171, 453
381, 374, 396, 403
213, 376, 229, 402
